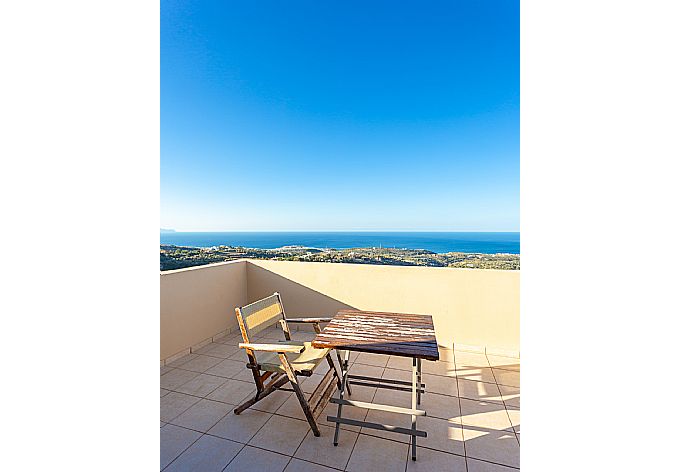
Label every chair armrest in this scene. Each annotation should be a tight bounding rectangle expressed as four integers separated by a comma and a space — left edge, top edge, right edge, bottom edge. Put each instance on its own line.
239, 342, 306, 354
287, 317, 333, 324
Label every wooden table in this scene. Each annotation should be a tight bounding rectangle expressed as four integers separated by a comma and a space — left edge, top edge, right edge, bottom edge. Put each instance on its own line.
312, 309, 439, 460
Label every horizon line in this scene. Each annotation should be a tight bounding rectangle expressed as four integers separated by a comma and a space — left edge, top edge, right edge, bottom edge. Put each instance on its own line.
160, 229, 521, 233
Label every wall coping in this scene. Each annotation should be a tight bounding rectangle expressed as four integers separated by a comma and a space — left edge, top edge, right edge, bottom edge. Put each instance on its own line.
160, 258, 246, 275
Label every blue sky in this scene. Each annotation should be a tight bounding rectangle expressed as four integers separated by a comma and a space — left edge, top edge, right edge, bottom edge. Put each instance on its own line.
161, 1, 519, 231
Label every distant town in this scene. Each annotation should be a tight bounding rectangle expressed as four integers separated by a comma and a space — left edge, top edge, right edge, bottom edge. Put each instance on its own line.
160, 245, 520, 271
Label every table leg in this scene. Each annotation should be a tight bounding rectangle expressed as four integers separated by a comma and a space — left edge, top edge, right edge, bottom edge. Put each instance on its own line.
335, 349, 352, 395
333, 349, 350, 446
417, 358, 422, 406
411, 357, 418, 460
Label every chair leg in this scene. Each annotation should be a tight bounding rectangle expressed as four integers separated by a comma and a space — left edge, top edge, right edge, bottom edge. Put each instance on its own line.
234, 374, 289, 414
290, 378, 321, 436
278, 353, 321, 436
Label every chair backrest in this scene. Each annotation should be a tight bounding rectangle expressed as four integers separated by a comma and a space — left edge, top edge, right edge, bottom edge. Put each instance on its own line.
235, 292, 286, 343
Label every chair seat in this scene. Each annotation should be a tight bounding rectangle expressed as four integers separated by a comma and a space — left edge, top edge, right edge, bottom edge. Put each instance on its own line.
255, 341, 329, 375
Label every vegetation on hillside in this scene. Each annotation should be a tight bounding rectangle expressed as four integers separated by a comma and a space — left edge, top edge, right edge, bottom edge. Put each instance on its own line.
160, 245, 520, 271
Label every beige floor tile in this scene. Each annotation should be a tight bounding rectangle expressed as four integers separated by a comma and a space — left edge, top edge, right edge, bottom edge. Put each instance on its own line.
249, 389, 292, 413
354, 352, 390, 367
346, 434, 409, 472
208, 408, 272, 443
275, 396, 310, 420
346, 351, 360, 363
199, 342, 238, 359
491, 370, 519, 388
160, 368, 200, 390
380, 366, 415, 383
193, 342, 223, 355
349, 363, 384, 378
161, 388, 170, 398
496, 384, 519, 408
224, 445, 290, 472
206, 379, 255, 405
386, 356, 414, 371
300, 373, 334, 394
486, 356, 519, 372
420, 392, 461, 419
371, 386, 410, 408
463, 427, 519, 469
313, 358, 332, 375
421, 359, 457, 377
345, 383, 377, 402
370, 388, 460, 421
164, 434, 242, 472
167, 353, 198, 368
423, 373, 460, 397
229, 365, 260, 383
317, 404, 364, 433
160, 423, 202, 470
407, 446, 468, 471
170, 399, 234, 432
317, 385, 376, 433
204, 359, 246, 379
176, 354, 224, 373
161, 365, 173, 375
457, 379, 503, 404
450, 365, 484, 377
361, 409, 411, 444
161, 391, 201, 422
503, 397, 519, 409
249, 414, 311, 455
295, 424, 358, 470
381, 368, 457, 397
416, 415, 465, 456
286, 458, 340, 472
466, 457, 518, 472
506, 407, 520, 434
455, 367, 497, 384
216, 333, 243, 345
454, 351, 490, 368
460, 399, 513, 431
175, 373, 227, 397
230, 349, 251, 362
318, 403, 364, 434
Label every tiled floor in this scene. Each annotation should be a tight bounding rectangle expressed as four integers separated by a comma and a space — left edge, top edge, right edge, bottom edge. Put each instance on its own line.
161, 328, 520, 471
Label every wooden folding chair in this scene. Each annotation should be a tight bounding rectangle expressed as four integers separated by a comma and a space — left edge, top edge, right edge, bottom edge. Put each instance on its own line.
233, 292, 348, 436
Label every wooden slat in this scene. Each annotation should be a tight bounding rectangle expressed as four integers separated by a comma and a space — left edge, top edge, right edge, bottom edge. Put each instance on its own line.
312, 310, 440, 360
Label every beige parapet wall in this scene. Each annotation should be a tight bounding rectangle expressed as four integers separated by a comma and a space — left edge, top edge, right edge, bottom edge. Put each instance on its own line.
160, 260, 247, 360
246, 260, 520, 355
160, 259, 520, 361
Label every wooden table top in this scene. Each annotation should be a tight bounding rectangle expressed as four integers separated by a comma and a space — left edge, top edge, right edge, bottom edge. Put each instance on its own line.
311, 309, 439, 361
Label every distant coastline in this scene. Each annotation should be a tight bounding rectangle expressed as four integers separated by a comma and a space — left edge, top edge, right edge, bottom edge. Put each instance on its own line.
159, 231, 520, 255
160, 244, 520, 271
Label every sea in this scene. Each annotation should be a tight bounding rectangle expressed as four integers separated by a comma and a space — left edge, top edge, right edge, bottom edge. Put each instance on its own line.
160, 232, 520, 255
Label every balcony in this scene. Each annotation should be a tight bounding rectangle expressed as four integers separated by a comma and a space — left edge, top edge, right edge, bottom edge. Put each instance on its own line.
161, 260, 520, 471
